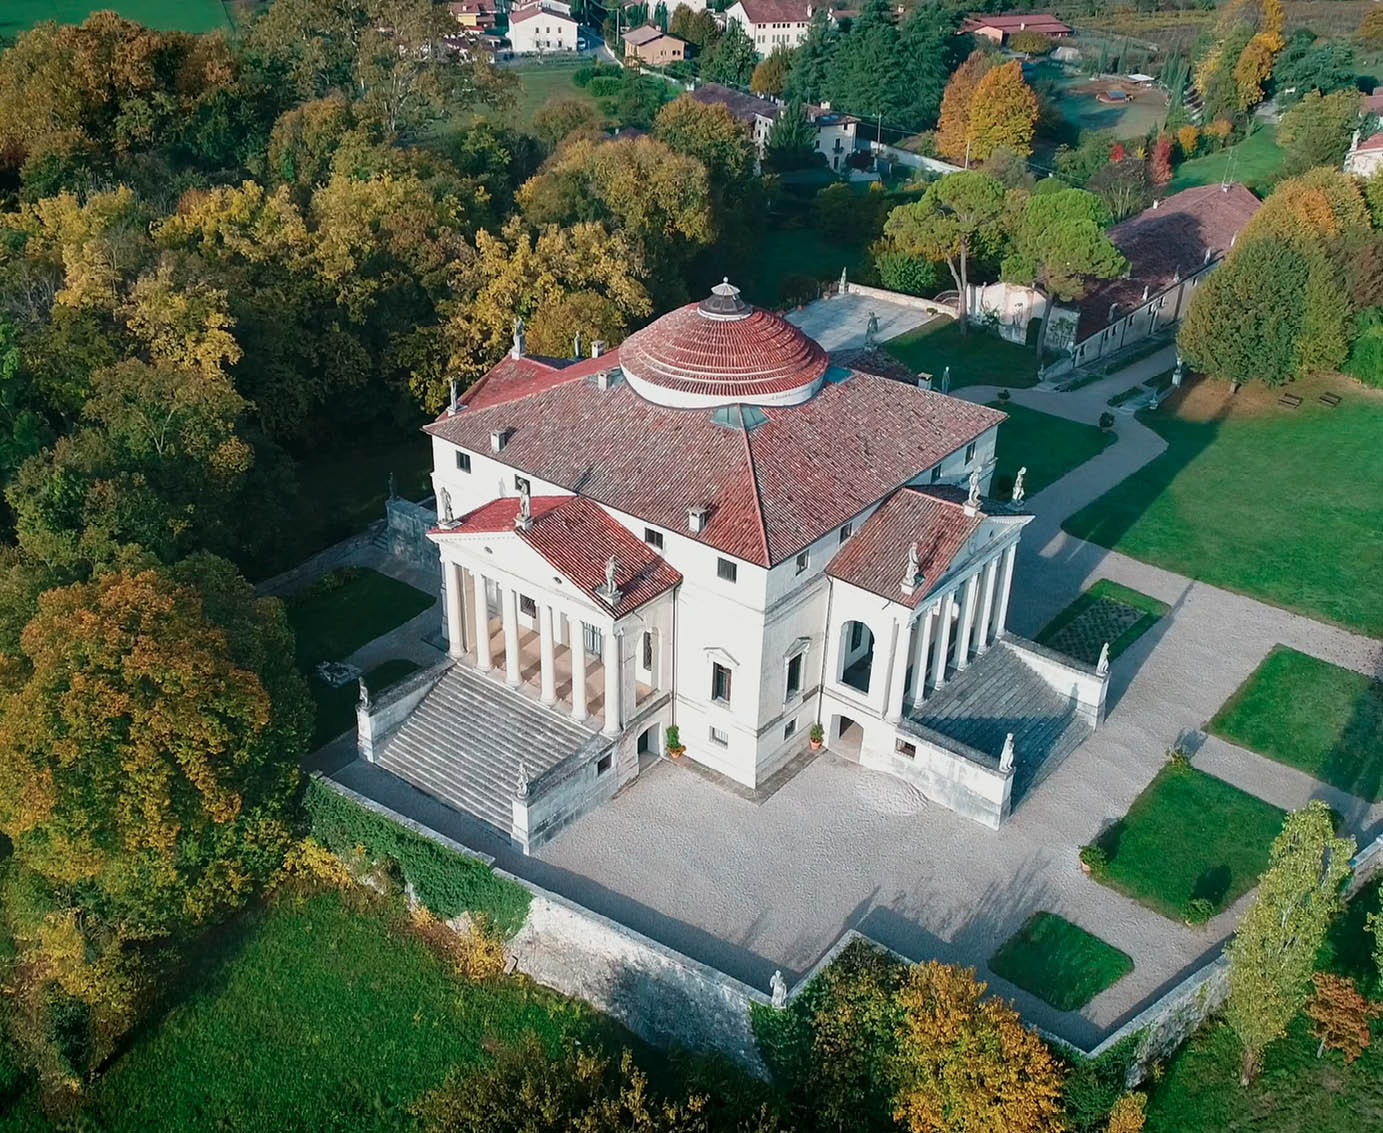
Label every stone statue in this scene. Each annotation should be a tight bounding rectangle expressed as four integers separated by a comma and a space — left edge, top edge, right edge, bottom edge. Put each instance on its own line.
1011, 466, 1026, 506
941, 365, 951, 394
966, 470, 981, 510
511, 315, 525, 359
770, 969, 788, 1009
865, 310, 879, 346
515, 759, 530, 800
439, 486, 454, 525
838, 266, 847, 296
907, 540, 921, 582
1000, 732, 1015, 773
604, 555, 617, 595
448, 377, 459, 415
387, 471, 397, 501
1172, 352, 1185, 388
516, 480, 532, 529
1096, 641, 1111, 677
357, 676, 372, 711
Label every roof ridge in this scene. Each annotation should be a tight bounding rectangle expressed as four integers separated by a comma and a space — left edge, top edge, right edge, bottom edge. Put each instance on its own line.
740, 413, 772, 566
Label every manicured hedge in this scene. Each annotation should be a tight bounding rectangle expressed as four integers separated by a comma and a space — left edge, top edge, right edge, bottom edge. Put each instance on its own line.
303, 778, 531, 937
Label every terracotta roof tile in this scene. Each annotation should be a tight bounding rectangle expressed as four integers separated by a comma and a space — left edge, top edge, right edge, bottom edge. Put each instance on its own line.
736, 0, 812, 23
439, 495, 681, 617
960, 13, 1071, 33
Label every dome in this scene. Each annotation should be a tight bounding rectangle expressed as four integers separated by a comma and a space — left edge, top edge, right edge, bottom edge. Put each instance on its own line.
618, 280, 829, 409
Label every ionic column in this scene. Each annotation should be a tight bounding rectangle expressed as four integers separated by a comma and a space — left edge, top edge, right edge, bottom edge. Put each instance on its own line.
571, 619, 588, 721
472, 569, 492, 670
954, 571, 980, 671
501, 586, 521, 687
538, 603, 556, 705
885, 620, 912, 723
993, 543, 1017, 641
602, 627, 621, 737
911, 606, 935, 710
930, 592, 953, 692
444, 560, 464, 658
976, 555, 999, 654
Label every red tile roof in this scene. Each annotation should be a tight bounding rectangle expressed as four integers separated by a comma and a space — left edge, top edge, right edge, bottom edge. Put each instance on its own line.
439, 495, 682, 617
961, 13, 1071, 34
1356, 130, 1383, 153
427, 357, 1005, 568
622, 24, 665, 45
736, 0, 812, 24
1072, 182, 1261, 342
826, 487, 983, 608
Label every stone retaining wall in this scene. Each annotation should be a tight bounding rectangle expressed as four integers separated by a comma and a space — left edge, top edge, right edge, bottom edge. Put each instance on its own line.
841, 282, 956, 318
254, 526, 379, 597
386, 497, 441, 580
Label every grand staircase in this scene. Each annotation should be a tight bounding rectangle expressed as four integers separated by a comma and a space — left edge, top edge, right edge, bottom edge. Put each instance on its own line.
376, 665, 603, 837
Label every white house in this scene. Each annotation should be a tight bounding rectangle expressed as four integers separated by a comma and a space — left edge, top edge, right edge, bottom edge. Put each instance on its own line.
724, 0, 815, 52
1345, 128, 1383, 179
687, 84, 860, 170
508, 1, 580, 53
358, 282, 1108, 852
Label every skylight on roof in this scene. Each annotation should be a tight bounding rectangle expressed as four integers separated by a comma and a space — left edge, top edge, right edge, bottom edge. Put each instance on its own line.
710, 404, 769, 430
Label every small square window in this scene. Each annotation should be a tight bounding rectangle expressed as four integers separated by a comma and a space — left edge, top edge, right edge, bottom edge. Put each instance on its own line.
711, 661, 732, 703
519, 594, 536, 617
795, 551, 809, 575
896, 739, 917, 759
964, 442, 977, 464
717, 557, 738, 583
456, 450, 472, 472
838, 522, 852, 544
783, 718, 797, 739
709, 726, 729, 747
929, 463, 942, 483
644, 527, 664, 550
596, 753, 612, 775
514, 474, 530, 494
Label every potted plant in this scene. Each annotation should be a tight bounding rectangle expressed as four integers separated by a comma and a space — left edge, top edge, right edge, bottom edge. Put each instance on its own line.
665, 725, 685, 759
1099, 411, 1116, 432
997, 389, 1011, 403
809, 722, 825, 752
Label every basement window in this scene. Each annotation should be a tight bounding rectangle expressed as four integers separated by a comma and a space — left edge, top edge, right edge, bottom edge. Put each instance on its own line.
709, 726, 729, 747
896, 739, 917, 760
783, 718, 797, 740
596, 753, 612, 775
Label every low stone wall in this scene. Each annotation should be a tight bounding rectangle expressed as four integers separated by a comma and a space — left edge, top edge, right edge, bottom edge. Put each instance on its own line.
357, 658, 453, 762
875, 719, 1013, 828
867, 141, 962, 178
841, 282, 956, 318
386, 497, 441, 581
254, 526, 379, 597
1008, 635, 1109, 724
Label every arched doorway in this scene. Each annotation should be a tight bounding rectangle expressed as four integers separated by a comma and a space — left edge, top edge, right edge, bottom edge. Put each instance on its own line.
838, 621, 875, 694
637, 725, 659, 772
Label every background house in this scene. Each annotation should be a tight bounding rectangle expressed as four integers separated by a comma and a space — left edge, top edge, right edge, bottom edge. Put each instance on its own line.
508, 0, 580, 53
623, 25, 689, 64
687, 84, 860, 170
724, 0, 815, 53
959, 13, 1072, 44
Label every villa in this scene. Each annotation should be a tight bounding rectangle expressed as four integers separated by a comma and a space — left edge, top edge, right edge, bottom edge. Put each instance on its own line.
358, 283, 1108, 851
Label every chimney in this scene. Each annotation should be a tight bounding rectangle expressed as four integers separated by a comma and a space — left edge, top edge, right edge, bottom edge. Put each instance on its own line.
591, 339, 606, 358
596, 369, 614, 391
687, 505, 708, 533
1151, 198, 1160, 209
490, 428, 512, 453
448, 378, 459, 416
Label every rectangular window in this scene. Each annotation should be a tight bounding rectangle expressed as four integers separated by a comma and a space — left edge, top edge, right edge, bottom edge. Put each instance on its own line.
717, 557, 738, 583
786, 653, 803, 698
711, 661, 732, 704
642, 631, 653, 670
584, 623, 603, 656
519, 594, 536, 618
795, 551, 809, 575
964, 442, 977, 464
929, 463, 942, 483
783, 718, 797, 740
709, 726, 729, 747
896, 739, 917, 759
644, 527, 664, 550
455, 450, 472, 473
838, 521, 852, 544
596, 753, 612, 775
514, 474, 530, 494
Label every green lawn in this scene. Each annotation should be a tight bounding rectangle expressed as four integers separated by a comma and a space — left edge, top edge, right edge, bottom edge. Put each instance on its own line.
0, 1, 230, 34
883, 319, 1041, 392
0, 890, 623, 1132
287, 568, 434, 670
1036, 579, 1170, 663
1209, 646, 1383, 802
739, 228, 869, 309
312, 658, 421, 747
1167, 126, 1284, 196
1092, 764, 1287, 921
1062, 391, 1383, 637
989, 912, 1133, 1012
1145, 880, 1383, 1132
986, 400, 1118, 499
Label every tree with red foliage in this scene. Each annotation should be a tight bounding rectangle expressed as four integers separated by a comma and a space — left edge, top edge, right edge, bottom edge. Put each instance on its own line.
1150, 135, 1173, 186
1109, 142, 1126, 163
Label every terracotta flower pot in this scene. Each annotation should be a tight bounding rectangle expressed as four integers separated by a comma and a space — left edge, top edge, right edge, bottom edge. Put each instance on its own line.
809, 739, 823, 752
668, 745, 685, 759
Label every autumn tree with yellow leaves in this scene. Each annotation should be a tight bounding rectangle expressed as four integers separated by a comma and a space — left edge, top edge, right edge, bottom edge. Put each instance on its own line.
936, 50, 996, 163
958, 61, 1040, 164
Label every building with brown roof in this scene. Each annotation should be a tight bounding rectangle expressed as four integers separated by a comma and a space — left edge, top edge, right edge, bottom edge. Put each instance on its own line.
1047, 182, 1261, 367
1345, 127, 1383, 179
686, 83, 861, 170
959, 13, 1072, 43
622, 25, 688, 64
355, 280, 1110, 850
724, 0, 817, 53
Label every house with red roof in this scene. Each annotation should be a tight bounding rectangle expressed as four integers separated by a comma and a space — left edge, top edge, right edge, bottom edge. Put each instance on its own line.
724, 0, 817, 53
1345, 126, 1383, 179
959, 13, 1072, 43
358, 282, 1109, 851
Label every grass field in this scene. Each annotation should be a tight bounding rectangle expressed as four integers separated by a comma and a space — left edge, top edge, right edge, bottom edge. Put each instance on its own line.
1062, 378, 1383, 637
0, 1, 231, 35
1209, 646, 1383, 802
883, 319, 1041, 392
0, 890, 626, 1131
1145, 879, 1383, 1132
986, 400, 1118, 499
1167, 126, 1285, 196
1091, 763, 1287, 921
1036, 579, 1170, 662
989, 912, 1133, 1012
312, 658, 420, 747
287, 568, 434, 670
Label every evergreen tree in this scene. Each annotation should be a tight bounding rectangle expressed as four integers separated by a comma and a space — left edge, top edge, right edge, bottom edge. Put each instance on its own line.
764, 99, 818, 172
784, 7, 836, 104
701, 20, 755, 86
823, 0, 897, 121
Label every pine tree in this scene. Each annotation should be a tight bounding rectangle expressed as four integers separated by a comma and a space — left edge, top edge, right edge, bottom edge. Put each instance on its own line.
783, 7, 836, 104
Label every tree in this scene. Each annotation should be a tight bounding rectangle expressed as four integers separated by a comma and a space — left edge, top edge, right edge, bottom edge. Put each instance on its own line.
892, 961, 1065, 1133
701, 21, 756, 86
1278, 89, 1359, 176
784, 7, 837, 104
1002, 188, 1127, 371
824, 0, 898, 121
247, 0, 368, 101
1225, 801, 1355, 1083
1089, 157, 1151, 221
965, 61, 1039, 163
883, 172, 1007, 331
1231, 0, 1285, 110
1106, 1092, 1147, 1133
751, 48, 793, 96
936, 50, 995, 163
1305, 972, 1381, 1063
1273, 32, 1359, 105
654, 98, 756, 193
0, 557, 311, 1088
763, 100, 819, 173
1178, 236, 1309, 386
1150, 135, 1173, 186
266, 94, 356, 190
890, 5, 965, 129
531, 98, 603, 147
1009, 31, 1054, 56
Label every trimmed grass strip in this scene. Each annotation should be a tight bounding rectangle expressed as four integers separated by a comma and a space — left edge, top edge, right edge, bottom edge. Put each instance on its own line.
1209, 645, 1383, 802
990, 912, 1133, 1011
287, 568, 434, 669
883, 319, 1041, 391
986, 401, 1118, 499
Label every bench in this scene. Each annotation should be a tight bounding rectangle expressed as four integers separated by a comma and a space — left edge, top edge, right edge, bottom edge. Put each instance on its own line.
1278, 394, 1302, 409
1319, 392, 1342, 407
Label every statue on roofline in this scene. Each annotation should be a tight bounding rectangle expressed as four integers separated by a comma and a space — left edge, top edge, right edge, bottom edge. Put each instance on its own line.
966, 470, 981, 510
1011, 466, 1026, 506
